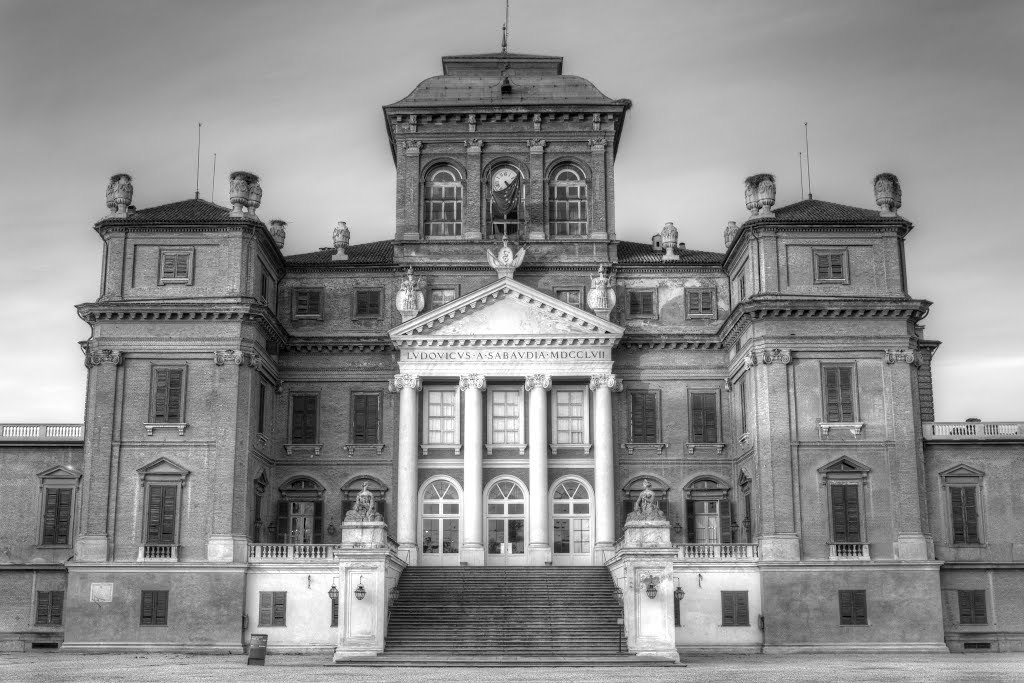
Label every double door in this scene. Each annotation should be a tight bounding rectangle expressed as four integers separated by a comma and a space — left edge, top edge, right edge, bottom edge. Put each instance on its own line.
486, 480, 526, 566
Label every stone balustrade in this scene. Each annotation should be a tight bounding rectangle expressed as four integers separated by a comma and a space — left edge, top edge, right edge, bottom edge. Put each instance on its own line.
923, 422, 1023, 440
137, 544, 179, 562
828, 542, 870, 560
676, 543, 759, 561
0, 423, 84, 440
247, 543, 342, 563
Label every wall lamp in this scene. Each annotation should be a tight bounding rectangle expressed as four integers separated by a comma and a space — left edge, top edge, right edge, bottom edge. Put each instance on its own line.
328, 580, 339, 602
354, 575, 366, 601
674, 586, 685, 601
641, 575, 658, 599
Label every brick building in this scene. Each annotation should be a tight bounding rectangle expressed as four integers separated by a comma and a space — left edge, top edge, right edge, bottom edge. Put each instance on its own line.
1, 50, 1022, 657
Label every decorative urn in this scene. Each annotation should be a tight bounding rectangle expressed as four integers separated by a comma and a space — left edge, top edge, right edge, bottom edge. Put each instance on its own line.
107, 173, 133, 216
743, 179, 758, 217
723, 221, 739, 248
246, 176, 263, 218
660, 222, 680, 262
228, 171, 257, 217
268, 220, 287, 249
395, 267, 425, 322
332, 221, 351, 261
873, 172, 902, 216
747, 173, 776, 216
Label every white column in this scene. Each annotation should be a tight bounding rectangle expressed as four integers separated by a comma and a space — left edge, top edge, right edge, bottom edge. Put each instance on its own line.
526, 374, 552, 565
590, 373, 621, 558
460, 374, 486, 566
390, 373, 421, 563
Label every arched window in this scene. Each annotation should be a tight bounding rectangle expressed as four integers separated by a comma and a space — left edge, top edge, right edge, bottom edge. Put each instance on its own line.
487, 165, 524, 238
276, 477, 324, 544
552, 479, 591, 556
486, 480, 526, 557
548, 165, 588, 236
421, 478, 460, 558
423, 166, 463, 236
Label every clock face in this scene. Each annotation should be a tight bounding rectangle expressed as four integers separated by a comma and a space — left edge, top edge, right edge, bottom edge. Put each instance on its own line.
491, 167, 518, 191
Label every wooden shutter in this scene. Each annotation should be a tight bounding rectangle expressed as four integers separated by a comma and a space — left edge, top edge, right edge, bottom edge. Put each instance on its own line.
816, 254, 831, 280
161, 254, 178, 280
147, 485, 176, 543
687, 291, 700, 315
744, 492, 753, 541
353, 394, 379, 444
958, 590, 973, 624
630, 393, 656, 443
53, 488, 72, 545
629, 293, 642, 316
736, 591, 749, 625
830, 485, 860, 543
152, 369, 183, 423
829, 253, 844, 279
621, 497, 632, 531
951, 486, 980, 544
42, 489, 59, 545
155, 591, 168, 625
276, 501, 289, 543
719, 498, 733, 544
686, 500, 696, 543
141, 590, 155, 625
259, 592, 273, 626
291, 395, 318, 444
313, 501, 324, 544
824, 367, 854, 422
700, 290, 713, 314
173, 254, 189, 279
273, 592, 287, 626
36, 592, 51, 625
852, 590, 867, 625
153, 369, 168, 421
331, 596, 339, 627
690, 393, 718, 443
722, 592, 744, 626
971, 590, 987, 624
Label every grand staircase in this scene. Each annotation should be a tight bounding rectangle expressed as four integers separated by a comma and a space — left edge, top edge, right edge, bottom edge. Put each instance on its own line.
374, 566, 668, 665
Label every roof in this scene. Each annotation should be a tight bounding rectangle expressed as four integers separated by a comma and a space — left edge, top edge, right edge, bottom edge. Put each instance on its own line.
388, 74, 619, 108
285, 240, 395, 266
97, 198, 233, 224
442, 53, 563, 75
753, 199, 904, 224
616, 240, 725, 266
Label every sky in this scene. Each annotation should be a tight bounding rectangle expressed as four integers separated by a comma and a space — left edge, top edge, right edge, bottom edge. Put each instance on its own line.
0, 0, 1022, 423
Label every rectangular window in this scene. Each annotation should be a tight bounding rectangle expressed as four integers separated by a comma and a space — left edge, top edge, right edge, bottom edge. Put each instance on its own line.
260, 271, 270, 302
259, 591, 287, 627
814, 250, 849, 284
629, 392, 658, 443
555, 288, 583, 307
738, 380, 748, 435
150, 368, 184, 423
839, 589, 868, 625
721, 591, 749, 626
146, 485, 178, 544
823, 366, 856, 422
686, 289, 715, 317
293, 288, 323, 318
689, 392, 719, 443
554, 390, 585, 444
35, 591, 64, 626
490, 389, 522, 445
290, 395, 318, 444
830, 484, 861, 543
257, 383, 267, 435
41, 487, 73, 546
950, 486, 981, 544
430, 288, 458, 309
958, 590, 987, 625
352, 393, 381, 444
158, 250, 193, 285
355, 290, 382, 317
738, 275, 746, 301
426, 389, 458, 445
628, 290, 655, 317
140, 590, 169, 626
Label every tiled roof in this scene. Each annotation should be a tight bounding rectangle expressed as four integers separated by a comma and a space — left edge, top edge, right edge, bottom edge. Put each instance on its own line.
388, 75, 618, 107
616, 240, 724, 266
98, 198, 234, 224
758, 199, 901, 223
285, 240, 394, 266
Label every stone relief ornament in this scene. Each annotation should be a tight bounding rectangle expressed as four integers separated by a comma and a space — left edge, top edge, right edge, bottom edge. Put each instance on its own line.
344, 482, 383, 523
486, 238, 526, 279
527, 139, 547, 152
761, 348, 792, 365
395, 267, 425, 322
464, 138, 483, 150
626, 480, 666, 522
106, 173, 133, 217
586, 265, 617, 319
873, 173, 902, 216
84, 349, 122, 368
388, 374, 422, 393
268, 220, 287, 250
742, 350, 758, 370
524, 374, 552, 391
458, 374, 487, 391
884, 349, 917, 365
229, 171, 259, 218
214, 349, 244, 366
402, 139, 423, 153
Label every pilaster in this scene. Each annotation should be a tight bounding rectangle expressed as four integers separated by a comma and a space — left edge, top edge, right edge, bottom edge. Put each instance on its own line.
464, 139, 483, 239
527, 139, 546, 240
399, 140, 422, 239
589, 139, 608, 239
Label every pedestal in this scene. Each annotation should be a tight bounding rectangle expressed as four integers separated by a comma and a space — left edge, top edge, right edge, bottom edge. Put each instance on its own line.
758, 533, 801, 561
75, 534, 109, 562
341, 520, 388, 549
206, 534, 248, 562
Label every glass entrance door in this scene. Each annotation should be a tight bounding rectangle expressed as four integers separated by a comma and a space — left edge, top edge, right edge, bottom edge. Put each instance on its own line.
420, 479, 461, 566
552, 479, 592, 565
694, 500, 720, 544
486, 480, 526, 566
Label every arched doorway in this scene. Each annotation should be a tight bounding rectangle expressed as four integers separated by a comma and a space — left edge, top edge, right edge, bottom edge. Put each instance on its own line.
419, 478, 462, 566
275, 477, 324, 544
485, 478, 527, 566
551, 477, 593, 565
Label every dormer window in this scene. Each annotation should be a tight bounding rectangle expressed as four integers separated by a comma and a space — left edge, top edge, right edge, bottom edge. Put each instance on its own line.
548, 165, 588, 236
423, 166, 463, 237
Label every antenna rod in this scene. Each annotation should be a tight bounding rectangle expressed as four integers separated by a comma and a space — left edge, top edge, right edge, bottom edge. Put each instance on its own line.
804, 122, 813, 200
211, 153, 217, 202
503, 0, 509, 54
194, 122, 202, 200
799, 151, 805, 200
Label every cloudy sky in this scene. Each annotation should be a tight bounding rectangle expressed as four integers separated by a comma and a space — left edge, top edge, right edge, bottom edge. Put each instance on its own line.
0, 0, 1021, 422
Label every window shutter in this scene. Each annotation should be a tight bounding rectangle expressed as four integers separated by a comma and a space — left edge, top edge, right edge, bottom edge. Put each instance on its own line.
950, 487, 966, 543
166, 369, 183, 422
722, 592, 735, 626
621, 497, 632, 531
964, 487, 980, 543
629, 293, 641, 316
42, 489, 58, 545
313, 501, 324, 544
376, 499, 387, 526
831, 486, 848, 542
56, 488, 72, 545
830, 254, 843, 279
852, 590, 867, 625
308, 290, 322, 315
291, 396, 317, 444
273, 592, 287, 626
153, 369, 169, 421
147, 486, 166, 543
162, 254, 177, 280
36, 592, 51, 625
353, 394, 367, 443
719, 498, 733, 544
958, 590, 973, 624
50, 591, 64, 625
839, 590, 853, 625
691, 393, 717, 443
686, 500, 696, 543
366, 395, 379, 443
687, 291, 699, 315
838, 368, 854, 421
331, 596, 339, 627
158, 486, 177, 543
700, 290, 713, 314
259, 592, 272, 626
972, 590, 987, 624
644, 394, 657, 443
155, 591, 168, 625
690, 393, 704, 441
630, 394, 644, 442
736, 592, 749, 626
845, 486, 861, 543
141, 590, 154, 625
173, 254, 189, 279
816, 254, 830, 281
276, 501, 289, 543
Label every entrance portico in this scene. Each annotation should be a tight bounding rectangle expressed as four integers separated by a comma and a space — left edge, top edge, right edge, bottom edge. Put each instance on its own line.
389, 277, 624, 566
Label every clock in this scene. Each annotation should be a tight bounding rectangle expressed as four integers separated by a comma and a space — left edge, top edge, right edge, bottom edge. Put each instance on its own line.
491, 167, 518, 191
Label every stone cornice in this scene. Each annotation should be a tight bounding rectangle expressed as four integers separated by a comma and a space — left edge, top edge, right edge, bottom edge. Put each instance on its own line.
723, 220, 913, 266
285, 338, 393, 353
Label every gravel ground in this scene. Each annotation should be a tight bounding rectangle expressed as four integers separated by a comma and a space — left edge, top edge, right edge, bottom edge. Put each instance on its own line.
2, 651, 1023, 683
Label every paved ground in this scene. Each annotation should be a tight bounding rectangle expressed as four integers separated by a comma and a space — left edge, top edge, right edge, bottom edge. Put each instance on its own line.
2, 651, 1023, 682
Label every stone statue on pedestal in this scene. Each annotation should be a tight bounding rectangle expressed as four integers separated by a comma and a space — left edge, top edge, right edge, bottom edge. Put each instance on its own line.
627, 480, 665, 522
345, 482, 383, 523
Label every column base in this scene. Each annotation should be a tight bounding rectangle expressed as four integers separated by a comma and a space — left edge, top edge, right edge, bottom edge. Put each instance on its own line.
397, 543, 417, 566
528, 544, 552, 566
460, 544, 485, 566
758, 534, 801, 561
75, 535, 109, 562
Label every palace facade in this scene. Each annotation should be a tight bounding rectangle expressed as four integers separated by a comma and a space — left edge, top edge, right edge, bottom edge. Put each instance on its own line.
1, 50, 1022, 658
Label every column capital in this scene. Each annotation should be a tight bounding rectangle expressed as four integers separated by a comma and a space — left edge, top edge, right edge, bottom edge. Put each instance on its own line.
464, 138, 483, 152
884, 349, 917, 365
213, 349, 244, 366
524, 374, 551, 391
389, 374, 421, 392
589, 373, 622, 392
402, 139, 422, 155
459, 374, 487, 391
761, 348, 792, 365
84, 349, 122, 368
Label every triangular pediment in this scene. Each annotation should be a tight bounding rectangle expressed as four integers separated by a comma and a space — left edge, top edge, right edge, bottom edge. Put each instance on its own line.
819, 456, 870, 474
389, 278, 624, 345
939, 464, 985, 479
37, 465, 81, 481
137, 457, 190, 480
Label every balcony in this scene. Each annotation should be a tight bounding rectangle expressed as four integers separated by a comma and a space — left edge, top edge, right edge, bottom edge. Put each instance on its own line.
248, 543, 342, 563
677, 543, 759, 561
923, 422, 1023, 441
138, 544, 179, 562
0, 423, 83, 441
828, 543, 870, 560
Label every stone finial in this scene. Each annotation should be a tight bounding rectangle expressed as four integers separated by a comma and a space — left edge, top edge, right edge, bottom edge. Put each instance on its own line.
106, 173, 133, 217
745, 173, 776, 217
660, 222, 680, 262
873, 172, 902, 216
228, 171, 259, 218
332, 221, 350, 261
395, 266, 425, 322
485, 238, 526, 279
743, 178, 758, 217
268, 220, 287, 250
586, 264, 617, 320
724, 221, 740, 248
